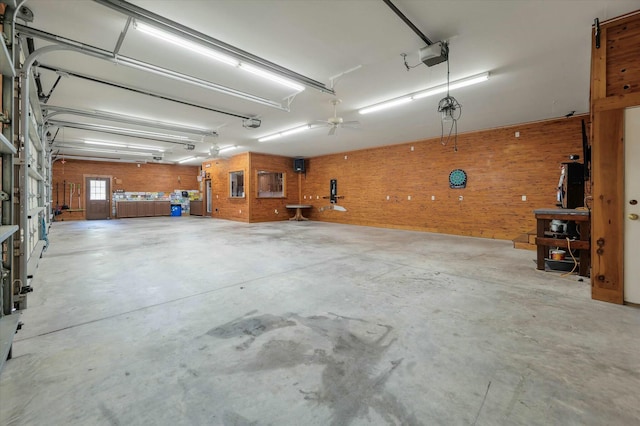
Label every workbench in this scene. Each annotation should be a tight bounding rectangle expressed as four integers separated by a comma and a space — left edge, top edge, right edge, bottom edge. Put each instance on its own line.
534, 208, 590, 276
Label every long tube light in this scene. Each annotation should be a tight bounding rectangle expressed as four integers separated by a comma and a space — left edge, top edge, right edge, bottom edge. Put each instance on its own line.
258, 124, 313, 142
17, 24, 288, 112
43, 104, 218, 137
178, 156, 196, 163
218, 145, 237, 153
84, 140, 166, 152
57, 144, 157, 157
358, 72, 490, 115
47, 119, 202, 145
134, 21, 305, 93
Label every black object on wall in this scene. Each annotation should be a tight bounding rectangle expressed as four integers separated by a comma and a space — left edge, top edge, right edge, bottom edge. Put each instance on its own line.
330, 179, 337, 203
294, 158, 305, 173
560, 162, 585, 209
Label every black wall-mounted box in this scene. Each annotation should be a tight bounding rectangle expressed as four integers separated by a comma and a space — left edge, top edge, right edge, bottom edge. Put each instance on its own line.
294, 158, 305, 173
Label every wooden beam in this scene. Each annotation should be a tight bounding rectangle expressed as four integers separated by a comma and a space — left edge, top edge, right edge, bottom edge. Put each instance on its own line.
590, 25, 607, 101
594, 92, 640, 112
591, 109, 625, 304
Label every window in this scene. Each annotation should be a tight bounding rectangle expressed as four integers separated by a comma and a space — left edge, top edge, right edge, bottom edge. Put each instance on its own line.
257, 171, 285, 198
230, 171, 244, 198
90, 179, 107, 200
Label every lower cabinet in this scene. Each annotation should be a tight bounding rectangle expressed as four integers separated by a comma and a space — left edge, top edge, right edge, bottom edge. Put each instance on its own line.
117, 201, 172, 218
116, 201, 138, 218
154, 201, 171, 216
190, 200, 203, 216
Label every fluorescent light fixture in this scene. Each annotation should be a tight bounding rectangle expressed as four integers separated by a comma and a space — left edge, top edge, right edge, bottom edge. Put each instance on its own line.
258, 124, 312, 142
134, 20, 305, 93
134, 21, 239, 66
178, 156, 196, 163
78, 122, 192, 141
59, 145, 155, 157
358, 72, 490, 115
239, 64, 305, 92
218, 145, 237, 153
85, 140, 126, 148
85, 140, 165, 152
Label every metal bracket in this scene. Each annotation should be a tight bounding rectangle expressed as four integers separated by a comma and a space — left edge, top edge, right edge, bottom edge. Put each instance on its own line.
283, 93, 297, 111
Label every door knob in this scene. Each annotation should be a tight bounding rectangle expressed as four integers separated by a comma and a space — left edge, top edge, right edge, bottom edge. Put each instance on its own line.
629, 213, 639, 220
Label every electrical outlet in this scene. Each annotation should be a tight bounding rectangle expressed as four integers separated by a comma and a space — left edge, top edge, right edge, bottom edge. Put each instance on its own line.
303, 195, 306, 199
431, 195, 435, 201
458, 195, 463, 201
521, 195, 527, 201
316, 195, 319, 199
275, 209, 278, 214
515, 131, 520, 138
407, 195, 411, 200
410, 146, 414, 151
239, 209, 242, 214
344, 155, 348, 160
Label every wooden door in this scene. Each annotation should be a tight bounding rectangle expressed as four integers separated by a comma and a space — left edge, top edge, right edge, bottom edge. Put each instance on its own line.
624, 107, 640, 303
85, 177, 111, 220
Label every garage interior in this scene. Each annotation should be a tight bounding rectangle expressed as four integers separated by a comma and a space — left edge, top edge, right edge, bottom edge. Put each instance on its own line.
1, 1, 639, 425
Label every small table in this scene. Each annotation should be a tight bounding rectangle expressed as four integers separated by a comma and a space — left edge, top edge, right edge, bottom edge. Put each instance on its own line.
286, 204, 312, 221
533, 208, 590, 276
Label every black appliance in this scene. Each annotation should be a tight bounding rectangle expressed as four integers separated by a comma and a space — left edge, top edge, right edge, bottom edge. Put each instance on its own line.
557, 160, 584, 209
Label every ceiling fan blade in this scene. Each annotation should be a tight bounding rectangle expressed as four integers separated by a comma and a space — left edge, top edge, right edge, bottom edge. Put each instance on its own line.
328, 126, 337, 136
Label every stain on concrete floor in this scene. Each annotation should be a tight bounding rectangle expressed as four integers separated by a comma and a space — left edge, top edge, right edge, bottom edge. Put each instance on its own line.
208, 312, 422, 426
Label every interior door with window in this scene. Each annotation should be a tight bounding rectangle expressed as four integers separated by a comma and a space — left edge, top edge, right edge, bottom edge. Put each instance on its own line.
85, 177, 111, 220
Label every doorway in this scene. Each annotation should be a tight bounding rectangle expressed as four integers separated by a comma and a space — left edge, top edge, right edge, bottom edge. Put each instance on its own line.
624, 106, 640, 303
205, 179, 212, 214
85, 177, 111, 220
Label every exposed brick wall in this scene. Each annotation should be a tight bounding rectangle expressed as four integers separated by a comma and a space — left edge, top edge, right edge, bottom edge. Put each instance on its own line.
249, 153, 300, 222
52, 160, 199, 220
302, 115, 586, 240
202, 153, 250, 222
201, 152, 301, 222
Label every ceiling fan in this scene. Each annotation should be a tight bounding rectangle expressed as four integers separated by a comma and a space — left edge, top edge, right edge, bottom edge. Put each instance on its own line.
316, 99, 360, 136
208, 143, 236, 159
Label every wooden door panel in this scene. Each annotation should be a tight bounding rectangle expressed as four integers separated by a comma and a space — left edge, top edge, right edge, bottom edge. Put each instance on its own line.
85, 177, 110, 220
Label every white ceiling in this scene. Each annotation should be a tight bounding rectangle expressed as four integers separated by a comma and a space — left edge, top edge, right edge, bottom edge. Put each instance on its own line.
21, 0, 639, 165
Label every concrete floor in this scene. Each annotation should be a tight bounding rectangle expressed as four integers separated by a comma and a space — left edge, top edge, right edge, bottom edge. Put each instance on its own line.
0, 217, 639, 425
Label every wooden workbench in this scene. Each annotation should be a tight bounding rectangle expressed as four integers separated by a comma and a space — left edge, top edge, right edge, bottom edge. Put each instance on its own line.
534, 208, 591, 276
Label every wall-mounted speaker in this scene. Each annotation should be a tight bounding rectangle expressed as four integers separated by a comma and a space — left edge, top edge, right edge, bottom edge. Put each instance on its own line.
294, 158, 305, 173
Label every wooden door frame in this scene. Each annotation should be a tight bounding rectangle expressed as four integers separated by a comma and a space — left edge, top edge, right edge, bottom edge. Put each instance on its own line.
204, 178, 212, 215
83, 174, 112, 220
589, 11, 640, 303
